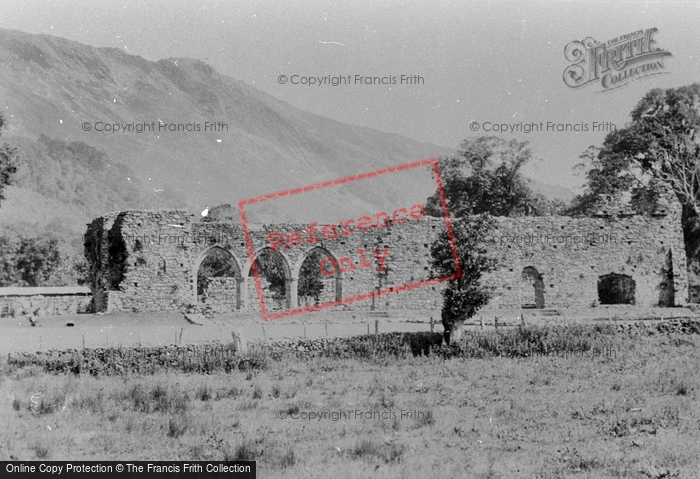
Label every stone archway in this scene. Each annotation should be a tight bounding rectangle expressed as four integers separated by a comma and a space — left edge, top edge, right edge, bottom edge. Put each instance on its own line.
521, 266, 545, 309
245, 247, 293, 312
294, 246, 343, 307
598, 273, 636, 305
194, 246, 243, 309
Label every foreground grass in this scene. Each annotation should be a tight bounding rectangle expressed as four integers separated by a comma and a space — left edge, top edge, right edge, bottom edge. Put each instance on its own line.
1, 331, 699, 478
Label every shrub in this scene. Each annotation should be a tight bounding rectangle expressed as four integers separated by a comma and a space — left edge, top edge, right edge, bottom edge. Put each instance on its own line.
77, 389, 104, 414
275, 448, 295, 469
195, 384, 213, 401
415, 410, 435, 428
216, 386, 243, 400
126, 383, 189, 413
152, 385, 189, 414
226, 439, 257, 461
32, 441, 49, 459
676, 382, 692, 396
351, 438, 405, 463
128, 384, 150, 412
353, 438, 380, 459
167, 414, 191, 438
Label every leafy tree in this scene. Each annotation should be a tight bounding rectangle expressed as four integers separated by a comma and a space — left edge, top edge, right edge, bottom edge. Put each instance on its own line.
569, 83, 700, 217
0, 236, 63, 287
529, 192, 569, 216
566, 145, 637, 216
70, 256, 90, 286
0, 236, 15, 286
427, 136, 541, 342
426, 136, 544, 218
429, 213, 497, 343
0, 112, 18, 206
298, 249, 325, 304
252, 249, 288, 302
619, 84, 700, 214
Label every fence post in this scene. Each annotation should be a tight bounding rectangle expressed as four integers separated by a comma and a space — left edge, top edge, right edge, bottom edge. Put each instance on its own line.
325, 320, 328, 336
367, 323, 370, 335
82, 334, 85, 350
480, 316, 484, 330
494, 317, 498, 330
375, 319, 379, 336
430, 317, 434, 333
262, 325, 267, 342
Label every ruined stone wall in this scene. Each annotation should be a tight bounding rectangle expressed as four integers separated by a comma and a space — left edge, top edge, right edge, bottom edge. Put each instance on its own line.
482, 211, 688, 309
85, 210, 195, 313
0, 289, 92, 318
201, 277, 240, 309
84, 199, 688, 315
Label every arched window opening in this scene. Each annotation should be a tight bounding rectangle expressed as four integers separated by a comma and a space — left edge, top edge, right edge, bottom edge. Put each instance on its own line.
248, 248, 290, 311
196, 248, 241, 309
521, 266, 545, 309
297, 248, 342, 306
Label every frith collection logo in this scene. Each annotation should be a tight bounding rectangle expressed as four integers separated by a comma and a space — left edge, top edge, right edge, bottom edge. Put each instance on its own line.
563, 28, 672, 92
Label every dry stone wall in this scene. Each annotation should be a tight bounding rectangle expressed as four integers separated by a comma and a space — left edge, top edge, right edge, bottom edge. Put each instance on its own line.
84, 198, 688, 315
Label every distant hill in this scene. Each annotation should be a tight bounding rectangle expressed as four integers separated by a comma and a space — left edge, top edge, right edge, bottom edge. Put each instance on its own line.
0, 28, 456, 233
0, 27, 573, 245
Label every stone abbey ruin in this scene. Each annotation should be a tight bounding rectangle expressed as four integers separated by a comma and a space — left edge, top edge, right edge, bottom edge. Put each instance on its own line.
83, 192, 689, 316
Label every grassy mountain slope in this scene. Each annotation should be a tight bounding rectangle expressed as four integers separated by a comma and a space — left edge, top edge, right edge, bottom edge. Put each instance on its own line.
0, 28, 454, 227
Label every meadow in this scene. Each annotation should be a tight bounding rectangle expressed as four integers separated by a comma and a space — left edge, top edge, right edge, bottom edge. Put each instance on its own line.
1, 324, 699, 478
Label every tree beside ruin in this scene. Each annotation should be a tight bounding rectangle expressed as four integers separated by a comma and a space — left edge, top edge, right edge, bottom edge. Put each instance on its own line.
0, 112, 18, 206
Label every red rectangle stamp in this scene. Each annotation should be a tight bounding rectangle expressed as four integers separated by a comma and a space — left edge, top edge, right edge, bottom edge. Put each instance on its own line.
238, 158, 459, 321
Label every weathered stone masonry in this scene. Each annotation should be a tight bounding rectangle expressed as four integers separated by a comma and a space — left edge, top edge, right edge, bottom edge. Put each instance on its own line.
84, 198, 688, 315
0, 287, 92, 318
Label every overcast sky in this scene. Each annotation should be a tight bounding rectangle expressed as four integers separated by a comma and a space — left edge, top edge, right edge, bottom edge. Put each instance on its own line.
1, 0, 698, 191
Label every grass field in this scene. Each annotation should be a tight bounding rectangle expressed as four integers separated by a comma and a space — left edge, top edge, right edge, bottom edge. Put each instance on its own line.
1, 327, 699, 478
